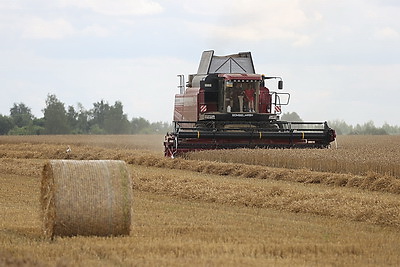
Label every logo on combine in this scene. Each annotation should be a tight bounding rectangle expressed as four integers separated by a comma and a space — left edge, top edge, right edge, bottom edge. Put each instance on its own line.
232, 113, 253, 118
200, 105, 207, 113
275, 106, 281, 113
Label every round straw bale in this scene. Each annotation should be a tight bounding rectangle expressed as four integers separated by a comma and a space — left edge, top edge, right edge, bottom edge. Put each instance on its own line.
41, 160, 132, 238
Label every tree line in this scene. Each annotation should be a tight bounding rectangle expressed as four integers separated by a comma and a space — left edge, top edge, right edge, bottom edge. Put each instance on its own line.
282, 112, 400, 135
0, 94, 172, 135
0, 100, 398, 135
327, 120, 400, 135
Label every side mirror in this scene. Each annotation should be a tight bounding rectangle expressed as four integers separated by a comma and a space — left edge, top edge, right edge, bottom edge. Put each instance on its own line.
278, 80, 283, 90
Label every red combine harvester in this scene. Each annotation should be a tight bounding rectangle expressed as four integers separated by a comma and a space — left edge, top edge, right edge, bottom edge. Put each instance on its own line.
164, 50, 336, 157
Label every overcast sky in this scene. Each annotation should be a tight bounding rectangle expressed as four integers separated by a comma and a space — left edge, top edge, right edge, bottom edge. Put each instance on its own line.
1, 0, 399, 126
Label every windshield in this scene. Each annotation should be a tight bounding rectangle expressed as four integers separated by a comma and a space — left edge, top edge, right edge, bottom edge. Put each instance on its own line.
223, 80, 259, 113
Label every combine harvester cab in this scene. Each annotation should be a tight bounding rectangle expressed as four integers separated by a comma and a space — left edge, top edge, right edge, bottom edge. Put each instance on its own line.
164, 50, 336, 157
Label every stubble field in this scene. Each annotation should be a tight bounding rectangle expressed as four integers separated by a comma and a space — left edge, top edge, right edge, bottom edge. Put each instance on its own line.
1, 135, 400, 266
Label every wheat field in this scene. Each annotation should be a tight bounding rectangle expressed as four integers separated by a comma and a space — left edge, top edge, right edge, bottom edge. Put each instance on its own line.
1, 135, 400, 266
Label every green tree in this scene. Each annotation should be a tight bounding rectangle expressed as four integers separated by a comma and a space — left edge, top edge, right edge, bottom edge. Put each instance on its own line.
382, 122, 400, 135
90, 100, 110, 130
131, 117, 151, 134
43, 94, 70, 134
10, 103, 33, 127
328, 120, 353, 135
0, 114, 14, 135
76, 103, 90, 134
33, 117, 45, 129
350, 121, 388, 135
150, 121, 173, 134
8, 123, 44, 135
67, 105, 78, 132
363, 121, 387, 135
103, 101, 130, 134
89, 124, 105, 134
281, 112, 302, 122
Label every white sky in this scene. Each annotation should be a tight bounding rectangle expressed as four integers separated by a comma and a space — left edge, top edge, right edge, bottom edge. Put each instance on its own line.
0, 0, 399, 126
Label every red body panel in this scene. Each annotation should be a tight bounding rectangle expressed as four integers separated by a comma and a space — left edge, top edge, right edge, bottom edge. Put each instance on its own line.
174, 88, 200, 122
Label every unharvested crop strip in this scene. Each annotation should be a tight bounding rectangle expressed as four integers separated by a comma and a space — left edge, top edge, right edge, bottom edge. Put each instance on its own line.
186, 148, 400, 181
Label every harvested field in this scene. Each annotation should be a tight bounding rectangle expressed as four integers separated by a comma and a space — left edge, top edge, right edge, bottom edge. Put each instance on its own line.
1, 135, 400, 266
0, 135, 163, 151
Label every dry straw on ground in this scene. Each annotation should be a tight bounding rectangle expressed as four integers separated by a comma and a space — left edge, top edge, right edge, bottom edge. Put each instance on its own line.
41, 160, 132, 238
